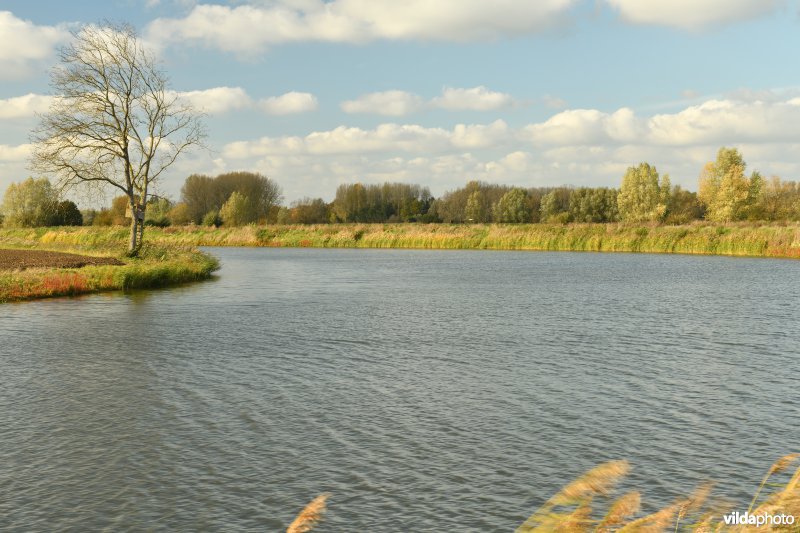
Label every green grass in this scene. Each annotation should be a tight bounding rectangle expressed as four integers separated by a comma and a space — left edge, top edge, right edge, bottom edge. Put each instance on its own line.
0, 233, 219, 303
4, 222, 797, 258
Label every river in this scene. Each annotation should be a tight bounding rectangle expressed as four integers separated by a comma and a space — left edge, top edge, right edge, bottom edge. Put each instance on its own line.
1, 248, 798, 531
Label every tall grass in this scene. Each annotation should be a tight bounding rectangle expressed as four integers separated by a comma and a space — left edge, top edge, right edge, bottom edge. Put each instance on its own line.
3, 223, 797, 258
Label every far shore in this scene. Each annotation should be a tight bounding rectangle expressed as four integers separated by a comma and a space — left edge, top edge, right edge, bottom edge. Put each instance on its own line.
2, 222, 798, 260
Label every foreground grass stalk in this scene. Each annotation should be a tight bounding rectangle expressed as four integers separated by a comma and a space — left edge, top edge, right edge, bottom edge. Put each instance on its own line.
518, 457, 800, 532
286, 493, 330, 533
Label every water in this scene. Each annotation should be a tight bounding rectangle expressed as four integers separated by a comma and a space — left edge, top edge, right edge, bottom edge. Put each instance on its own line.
1, 248, 799, 531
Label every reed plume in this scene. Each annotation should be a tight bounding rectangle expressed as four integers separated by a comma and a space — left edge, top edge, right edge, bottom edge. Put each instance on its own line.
747, 454, 799, 514
286, 493, 330, 533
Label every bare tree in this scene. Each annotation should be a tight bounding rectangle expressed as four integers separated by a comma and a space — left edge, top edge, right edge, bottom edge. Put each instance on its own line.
31, 22, 205, 255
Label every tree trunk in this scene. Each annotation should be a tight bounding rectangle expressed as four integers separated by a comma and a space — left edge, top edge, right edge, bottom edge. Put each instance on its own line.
128, 215, 139, 256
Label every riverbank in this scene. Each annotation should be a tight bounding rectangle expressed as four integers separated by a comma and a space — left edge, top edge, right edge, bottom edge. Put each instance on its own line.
2, 222, 799, 259
0, 243, 219, 303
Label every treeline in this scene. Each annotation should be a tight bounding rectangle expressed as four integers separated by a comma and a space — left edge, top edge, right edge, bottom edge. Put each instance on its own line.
278, 183, 435, 224
3, 148, 800, 228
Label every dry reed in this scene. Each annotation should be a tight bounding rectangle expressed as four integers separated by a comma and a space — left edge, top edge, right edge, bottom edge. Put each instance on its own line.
286, 493, 330, 533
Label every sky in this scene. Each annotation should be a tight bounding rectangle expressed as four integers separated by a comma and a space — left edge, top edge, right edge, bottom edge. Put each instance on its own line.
2, 0, 800, 205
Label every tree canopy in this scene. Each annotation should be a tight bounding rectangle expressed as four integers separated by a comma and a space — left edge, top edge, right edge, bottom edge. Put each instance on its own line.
617, 163, 671, 222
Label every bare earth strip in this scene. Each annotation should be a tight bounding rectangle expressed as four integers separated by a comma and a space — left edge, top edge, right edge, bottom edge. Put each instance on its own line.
0, 249, 123, 270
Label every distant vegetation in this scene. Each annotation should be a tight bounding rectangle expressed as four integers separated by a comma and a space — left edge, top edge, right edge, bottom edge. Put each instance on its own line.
3, 148, 800, 230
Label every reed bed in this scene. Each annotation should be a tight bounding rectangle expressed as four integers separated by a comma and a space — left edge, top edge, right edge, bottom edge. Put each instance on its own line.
3, 223, 797, 258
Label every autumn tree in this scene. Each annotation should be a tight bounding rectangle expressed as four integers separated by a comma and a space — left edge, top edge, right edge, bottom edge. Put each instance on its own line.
220, 191, 257, 226
31, 23, 204, 255
697, 147, 762, 222
617, 163, 671, 222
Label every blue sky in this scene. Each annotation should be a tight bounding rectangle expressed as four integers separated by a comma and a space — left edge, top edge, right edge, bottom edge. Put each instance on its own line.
2, 0, 800, 204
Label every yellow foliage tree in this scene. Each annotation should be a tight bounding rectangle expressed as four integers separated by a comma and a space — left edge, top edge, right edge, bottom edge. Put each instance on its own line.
698, 147, 759, 222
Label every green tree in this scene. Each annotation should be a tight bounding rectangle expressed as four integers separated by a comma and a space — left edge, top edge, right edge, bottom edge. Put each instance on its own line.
182, 172, 282, 224
539, 188, 571, 223
465, 190, 488, 222
54, 200, 83, 226
494, 188, 531, 223
617, 163, 670, 222
698, 147, 758, 222
568, 188, 619, 223
145, 197, 173, 227
290, 197, 330, 224
1, 177, 60, 227
220, 191, 257, 226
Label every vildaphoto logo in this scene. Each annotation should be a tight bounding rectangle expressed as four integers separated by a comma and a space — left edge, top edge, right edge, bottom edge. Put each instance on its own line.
722, 511, 796, 527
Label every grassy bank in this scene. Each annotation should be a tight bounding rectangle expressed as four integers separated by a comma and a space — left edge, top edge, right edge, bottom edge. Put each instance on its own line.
0, 237, 219, 303
3, 222, 800, 259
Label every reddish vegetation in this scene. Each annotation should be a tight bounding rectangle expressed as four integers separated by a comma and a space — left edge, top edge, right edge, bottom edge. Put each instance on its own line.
0, 249, 123, 270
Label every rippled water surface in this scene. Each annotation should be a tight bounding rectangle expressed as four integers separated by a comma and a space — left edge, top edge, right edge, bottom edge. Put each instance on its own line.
2, 248, 799, 531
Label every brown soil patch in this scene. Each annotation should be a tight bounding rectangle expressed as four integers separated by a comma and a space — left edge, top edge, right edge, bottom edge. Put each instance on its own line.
0, 249, 124, 270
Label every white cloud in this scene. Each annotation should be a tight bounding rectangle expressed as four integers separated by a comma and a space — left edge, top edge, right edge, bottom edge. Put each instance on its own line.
146, 0, 576, 53
647, 98, 800, 145
523, 97, 800, 148
228, 94, 800, 161
0, 143, 33, 162
605, 0, 783, 29
258, 92, 319, 115
341, 90, 424, 116
0, 12, 70, 79
342, 86, 517, 116
166, 87, 318, 115
542, 95, 568, 109
171, 86, 251, 114
223, 120, 515, 158
451, 120, 511, 148
0, 93, 55, 119
432, 86, 515, 111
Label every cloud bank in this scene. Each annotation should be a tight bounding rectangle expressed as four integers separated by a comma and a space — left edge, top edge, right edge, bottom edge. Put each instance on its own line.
0, 11, 70, 79
145, 0, 577, 53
